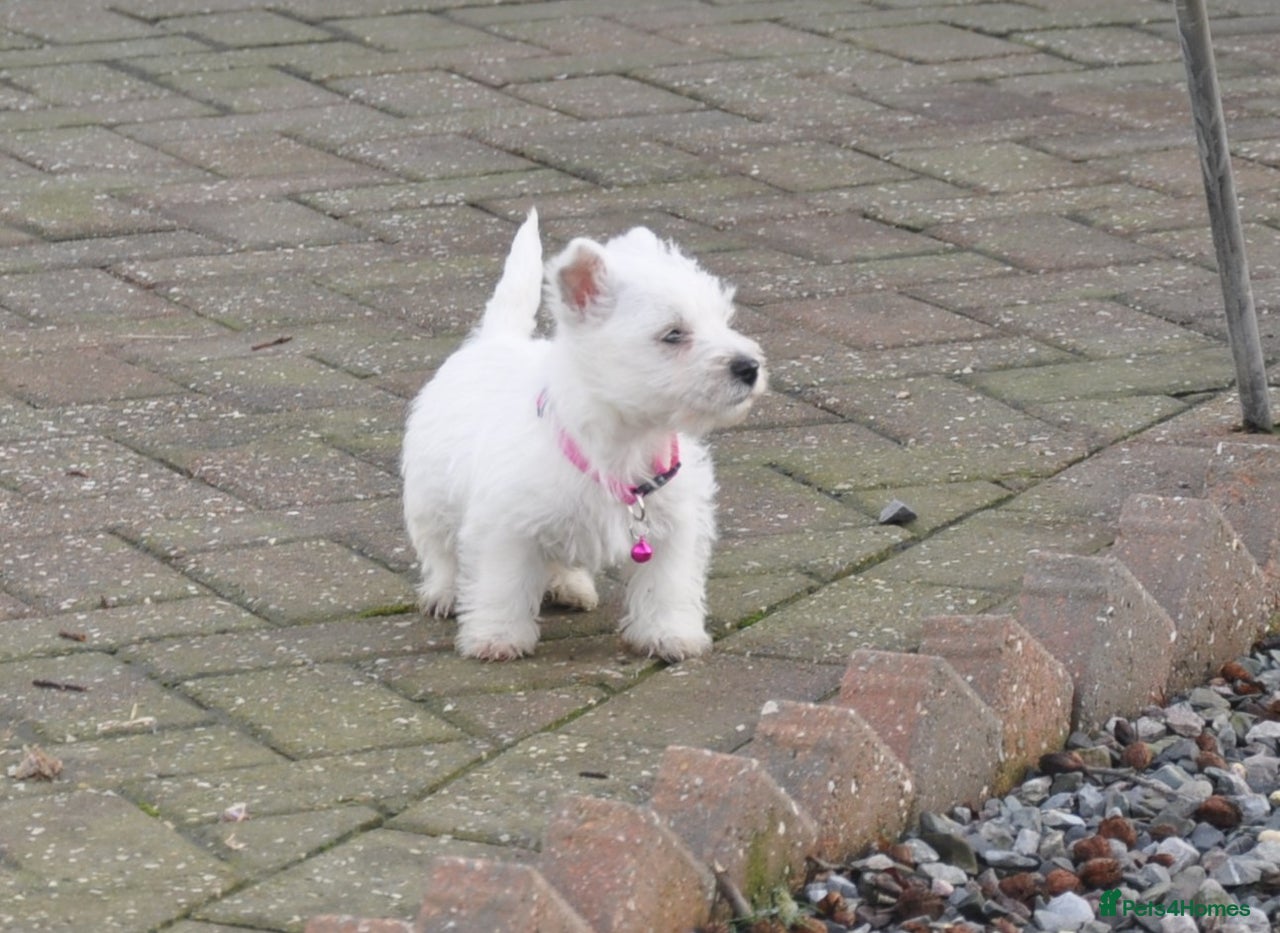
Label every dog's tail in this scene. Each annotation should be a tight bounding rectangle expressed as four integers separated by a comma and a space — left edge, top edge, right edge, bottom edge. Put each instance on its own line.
477, 208, 542, 340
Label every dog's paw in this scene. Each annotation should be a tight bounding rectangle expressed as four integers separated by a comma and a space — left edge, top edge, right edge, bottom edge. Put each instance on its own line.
464, 640, 534, 662
416, 588, 456, 619
623, 627, 712, 663
546, 566, 599, 612
455, 618, 539, 661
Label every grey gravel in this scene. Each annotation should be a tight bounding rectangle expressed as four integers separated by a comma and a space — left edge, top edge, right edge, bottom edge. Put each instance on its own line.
802, 636, 1280, 931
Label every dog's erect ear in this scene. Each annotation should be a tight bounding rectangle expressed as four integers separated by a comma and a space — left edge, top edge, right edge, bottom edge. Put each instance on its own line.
554, 240, 609, 315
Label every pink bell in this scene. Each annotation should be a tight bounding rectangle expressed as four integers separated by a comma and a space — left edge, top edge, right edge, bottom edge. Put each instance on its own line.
630, 537, 653, 563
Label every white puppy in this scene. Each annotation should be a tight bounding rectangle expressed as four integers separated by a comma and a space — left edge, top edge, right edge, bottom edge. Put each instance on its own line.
401, 210, 765, 661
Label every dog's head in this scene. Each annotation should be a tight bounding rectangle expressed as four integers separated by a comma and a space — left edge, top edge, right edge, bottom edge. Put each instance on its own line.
545, 227, 766, 436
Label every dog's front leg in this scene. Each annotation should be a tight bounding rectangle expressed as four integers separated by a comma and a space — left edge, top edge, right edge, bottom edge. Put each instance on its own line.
618, 516, 714, 662
454, 532, 546, 661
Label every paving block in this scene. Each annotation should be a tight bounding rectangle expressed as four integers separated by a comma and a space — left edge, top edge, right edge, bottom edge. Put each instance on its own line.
835, 650, 1004, 817
750, 700, 914, 861
414, 857, 592, 933
649, 745, 818, 903
1019, 552, 1176, 730
540, 795, 713, 933
919, 614, 1074, 794
1206, 440, 1280, 604
305, 918, 413, 933
1113, 494, 1268, 691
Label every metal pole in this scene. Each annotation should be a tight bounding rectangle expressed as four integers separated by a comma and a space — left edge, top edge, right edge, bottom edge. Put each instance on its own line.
1174, 0, 1272, 432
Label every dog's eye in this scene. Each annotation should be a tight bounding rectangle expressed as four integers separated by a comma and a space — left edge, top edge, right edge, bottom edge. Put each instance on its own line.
660, 327, 687, 345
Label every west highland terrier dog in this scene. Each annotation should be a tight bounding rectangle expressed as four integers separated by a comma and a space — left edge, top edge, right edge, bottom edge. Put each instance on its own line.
401, 209, 766, 661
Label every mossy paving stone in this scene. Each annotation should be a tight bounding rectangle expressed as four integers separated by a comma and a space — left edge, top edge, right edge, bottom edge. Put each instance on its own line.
706, 570, 815, 629
0, 182, 172, 239
0, 531, 206, 613
715, 462, 874, 538
711, 523, 909, 581
784, 437, 1088, 492
180, 664, 464, 758
770, 335, 1073, 390
965, 346, 1236, 404
190, 804, 383, 877
390, 731, 667, 849
128, 741, 488, 828
178, 539, 415, 624
710, 421, 1085, 493
442, 685, 609, 745
979, 298, 1219, 358
1030, 394, 1189, 446
869, 508, 1114, 590
0, 790, 237, 931
0, 597, 265, 663
841, 479, 1013, 536
0, 348, 184, 407
1, 724, 284, 801
729, 576, 1005, 661
906, 260, 1218, 313
0, 652, 212, 742
120, 614, 450, 682
809, 373, 1077, 450
299, 168, 592, 216
563, 653, 846, 753
167, 354, 394, 415
172, 436, 399, 510
134, 497, 403, 563
378, 632, 654, 699
193, 828, 523, 932
1005, 440, 1212, 523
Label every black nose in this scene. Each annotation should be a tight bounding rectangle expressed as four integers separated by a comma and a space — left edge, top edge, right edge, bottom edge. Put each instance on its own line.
730, 355, 760, 387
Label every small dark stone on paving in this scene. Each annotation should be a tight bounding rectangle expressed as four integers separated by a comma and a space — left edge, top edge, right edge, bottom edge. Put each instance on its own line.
878, 498, 918, 525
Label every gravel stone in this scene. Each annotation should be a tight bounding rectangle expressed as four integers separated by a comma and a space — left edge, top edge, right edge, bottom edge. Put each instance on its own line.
1032, 891, 1093, 930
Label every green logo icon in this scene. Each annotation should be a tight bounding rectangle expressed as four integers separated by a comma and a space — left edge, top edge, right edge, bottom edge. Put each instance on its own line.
1099, 889, 1122, 917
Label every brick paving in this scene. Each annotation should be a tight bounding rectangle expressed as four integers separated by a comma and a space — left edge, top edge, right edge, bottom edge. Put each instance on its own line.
0, 1, 1277, 930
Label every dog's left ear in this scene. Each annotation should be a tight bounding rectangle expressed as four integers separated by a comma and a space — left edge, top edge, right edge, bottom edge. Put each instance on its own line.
553, 239, 610, 318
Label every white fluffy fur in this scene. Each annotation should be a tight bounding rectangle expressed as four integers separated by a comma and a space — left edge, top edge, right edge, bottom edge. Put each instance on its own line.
401, 209, 766, 661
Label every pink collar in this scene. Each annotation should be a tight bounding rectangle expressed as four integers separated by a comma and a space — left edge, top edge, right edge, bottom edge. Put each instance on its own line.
536, 390, 681, 506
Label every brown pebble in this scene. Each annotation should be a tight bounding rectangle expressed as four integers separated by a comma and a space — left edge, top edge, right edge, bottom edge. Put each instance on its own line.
1118, 741, 1152, 769
1195, 750, 1227, 771
1078, 857, 1123, 888
998, 872, 1038, 903
1044, 868, 1081, 896
1097, 815, 1137, 848
886, 841, 916, 867
1194, 795, 1242, 830
815, 890, 844, 918
991, 920, 1020, 933
893, 882, 945, 922
1194, 730, 1220, 752
1150, 823, 1181, 840
1071, 835, 1111, 862
1221, 660, 1255, 683
1039, 750, 1087, 775
1151, 852, 1176, 867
